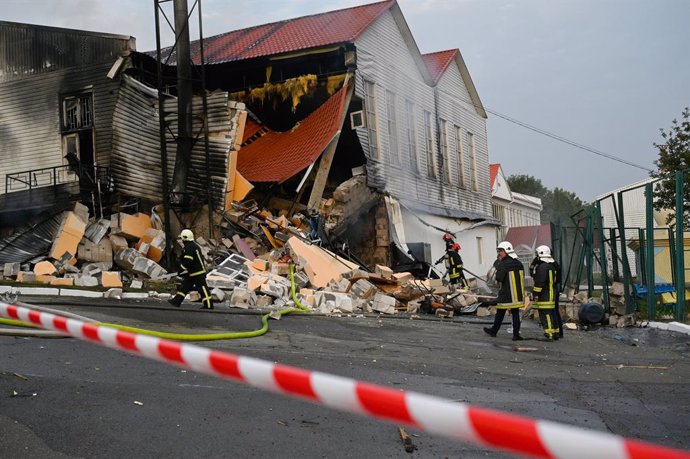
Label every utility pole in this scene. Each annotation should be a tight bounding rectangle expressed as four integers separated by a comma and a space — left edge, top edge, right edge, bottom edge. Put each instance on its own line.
172, 0, 193, 205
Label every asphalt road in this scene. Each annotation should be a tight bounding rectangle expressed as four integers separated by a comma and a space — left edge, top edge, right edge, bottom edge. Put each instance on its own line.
1, 298, 689, 458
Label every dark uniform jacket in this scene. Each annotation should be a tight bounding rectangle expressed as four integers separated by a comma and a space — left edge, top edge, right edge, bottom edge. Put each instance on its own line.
495, 256, 525, 308
532, 260, 557, 308
445, 250, 464, 280
179, 241, 207, 277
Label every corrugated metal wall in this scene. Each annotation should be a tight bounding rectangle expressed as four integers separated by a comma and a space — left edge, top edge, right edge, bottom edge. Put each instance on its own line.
0, 22, 132, 195
0, 21, 132, 83
110, 76, 242, 209
352, 10, 492, 220
0, 62, 121, 193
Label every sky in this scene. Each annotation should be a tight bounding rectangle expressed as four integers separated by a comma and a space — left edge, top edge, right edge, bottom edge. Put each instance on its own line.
4, 0, 690, 202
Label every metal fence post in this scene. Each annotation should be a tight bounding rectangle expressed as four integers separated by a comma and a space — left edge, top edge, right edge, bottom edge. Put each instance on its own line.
645, 183, 655, 319
675, 171, 686, 321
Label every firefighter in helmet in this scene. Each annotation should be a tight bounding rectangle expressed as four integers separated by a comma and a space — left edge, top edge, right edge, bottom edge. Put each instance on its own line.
168, 229, 214, 310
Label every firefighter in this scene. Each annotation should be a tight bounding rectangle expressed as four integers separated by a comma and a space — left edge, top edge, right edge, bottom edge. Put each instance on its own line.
168, 229, 214, 310
530, 245, 561, 340
446, 243, 469, 289
484, 241, 525, 341
442, 232, 455, 250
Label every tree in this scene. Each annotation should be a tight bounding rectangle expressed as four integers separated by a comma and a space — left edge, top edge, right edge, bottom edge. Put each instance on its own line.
650, 107, 690, 225
507, 175, 588, 224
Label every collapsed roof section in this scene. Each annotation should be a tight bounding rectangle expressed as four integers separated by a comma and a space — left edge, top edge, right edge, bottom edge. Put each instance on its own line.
237, 84, 350, 184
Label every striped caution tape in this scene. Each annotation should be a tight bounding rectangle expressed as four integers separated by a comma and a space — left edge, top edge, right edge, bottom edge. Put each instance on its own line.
1, 301, 688, 459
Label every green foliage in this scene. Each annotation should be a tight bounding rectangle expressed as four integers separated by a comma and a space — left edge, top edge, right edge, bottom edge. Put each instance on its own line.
507, 175, 589, 224
650, 107, 690, 225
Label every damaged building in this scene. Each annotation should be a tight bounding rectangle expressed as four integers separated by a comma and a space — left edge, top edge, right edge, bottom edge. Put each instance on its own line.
0, 0, 498, 281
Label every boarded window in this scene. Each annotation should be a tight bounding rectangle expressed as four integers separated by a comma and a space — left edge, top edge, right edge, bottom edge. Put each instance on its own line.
363, 80, 379, 159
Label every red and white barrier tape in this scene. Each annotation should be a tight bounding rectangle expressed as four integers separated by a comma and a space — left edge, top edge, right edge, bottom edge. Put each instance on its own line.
2, 301, 688, 459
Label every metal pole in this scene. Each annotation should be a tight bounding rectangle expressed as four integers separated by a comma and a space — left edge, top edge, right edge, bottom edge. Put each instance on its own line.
610, 228, 620, 282
645, 183, 655, 319
617, 191, 633, 313
172, 0, 193, 203
586, 214, 594, 297
196, 0, 214, 239
595, 201, 610, 308
155, 0, 175, 271
675, 171, 686, 321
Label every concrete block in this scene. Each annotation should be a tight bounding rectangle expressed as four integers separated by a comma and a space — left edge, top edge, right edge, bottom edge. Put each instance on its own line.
351, 279, 377, 299
104, 288, 123, 299
211, 288, 225, 302
130, 280, 144, 289
393, 272, 413, 284
3, 262, 20, 277
35, 275, 56, 284
84, 218, 110, 244
16, 272, 36, 283
135, 228, 166, 263
60, 289, 103, 298
286, 236, 359, 288
374, 264, 394, 280
251, 258, 269, 271
50, 278, 74, 286
371, 292, 396, 314
616, 314, 635, 328
230, 287, 256, 307
255, 295, 274, 308
33, 261, 57, 276
49, 211, 87, 261
101, 272, 123, 288
270, 262, 290, 276
0, 285, 12, 294
111, 212, 153, 240
476, 307, 492, 317
109, 234, 129, 252
78, 236, 113, 264
75, 276, 99, 287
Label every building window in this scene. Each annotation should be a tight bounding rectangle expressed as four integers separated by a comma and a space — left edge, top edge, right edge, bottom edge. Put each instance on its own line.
363, 80, 379, 159
424, 110, 435, 178
440, 119, 450, 183
405, 100, 418, 174
455, 126, 465, 188
477, 236, 484, 264
468, 132, 477, 191
61, 92, 93, 132
385, 90, 399, 164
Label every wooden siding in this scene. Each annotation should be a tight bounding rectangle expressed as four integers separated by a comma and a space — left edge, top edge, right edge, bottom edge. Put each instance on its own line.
0, 61, 120, 195
353, 10, 492, 220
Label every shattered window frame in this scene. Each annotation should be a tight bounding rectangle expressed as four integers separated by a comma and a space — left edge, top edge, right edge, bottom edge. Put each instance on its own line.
424, 110, 436, 179
385, 89, 399, 165
363, 79, 379, 159
405, 99, 419, 175
60, 90, 93, 133
455, 125, 466, 189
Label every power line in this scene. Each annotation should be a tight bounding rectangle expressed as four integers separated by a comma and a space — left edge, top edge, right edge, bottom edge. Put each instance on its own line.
486, 108, 654, 172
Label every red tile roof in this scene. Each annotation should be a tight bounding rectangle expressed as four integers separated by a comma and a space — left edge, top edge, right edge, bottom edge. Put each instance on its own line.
506, 224, 552, 252
237, 85, 349, 183
183, 1, 395, 64
489, 163, 500, 188
421, 49, 458, 85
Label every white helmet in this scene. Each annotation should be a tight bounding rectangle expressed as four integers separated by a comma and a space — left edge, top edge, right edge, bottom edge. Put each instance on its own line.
536, 245, 555, 262
497, 241, 518, 259
180, 229, 194, 241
